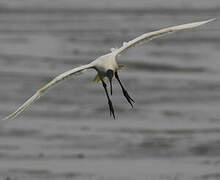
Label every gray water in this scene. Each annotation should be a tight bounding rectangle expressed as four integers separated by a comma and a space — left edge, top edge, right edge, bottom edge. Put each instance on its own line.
0, 1, 220, 180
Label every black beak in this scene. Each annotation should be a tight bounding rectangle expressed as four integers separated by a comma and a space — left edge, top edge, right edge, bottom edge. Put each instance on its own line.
109, 77, 113, 95
106, 69, 114, 95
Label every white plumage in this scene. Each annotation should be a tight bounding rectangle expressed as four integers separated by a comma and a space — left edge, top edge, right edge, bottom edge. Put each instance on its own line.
2, 19, 215, 120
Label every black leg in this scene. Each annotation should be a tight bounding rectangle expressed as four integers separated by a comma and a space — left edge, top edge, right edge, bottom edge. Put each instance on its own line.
115, 71, 134, 108
102, 80, 116, 119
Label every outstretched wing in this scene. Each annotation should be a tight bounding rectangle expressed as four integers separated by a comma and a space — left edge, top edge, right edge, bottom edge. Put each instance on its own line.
2, 63, 94, 121
114, 19, 215, 57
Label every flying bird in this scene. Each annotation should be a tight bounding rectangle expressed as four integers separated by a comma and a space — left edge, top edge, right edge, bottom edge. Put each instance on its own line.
2, 19, 215, 120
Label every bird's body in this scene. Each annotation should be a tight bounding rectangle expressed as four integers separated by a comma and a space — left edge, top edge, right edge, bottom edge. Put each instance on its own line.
2, 19, 215, 120
92, 53, 119, 79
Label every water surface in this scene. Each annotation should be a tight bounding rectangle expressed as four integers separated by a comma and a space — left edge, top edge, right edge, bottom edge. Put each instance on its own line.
0, 1, 220, 180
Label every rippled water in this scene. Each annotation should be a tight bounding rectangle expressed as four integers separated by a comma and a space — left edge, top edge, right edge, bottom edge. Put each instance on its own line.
0, 1, 220, 180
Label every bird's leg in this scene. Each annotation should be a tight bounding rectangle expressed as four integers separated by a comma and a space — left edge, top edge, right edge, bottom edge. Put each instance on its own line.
101, 80, 116, 119
115, 71, 134, 108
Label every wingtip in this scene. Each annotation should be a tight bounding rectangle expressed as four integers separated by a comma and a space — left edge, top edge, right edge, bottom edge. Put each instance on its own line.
193, 18, 216, 28
201, 18, 216, 24
2, 115, 14, 121
174, 18, 216, 31
190, 18, 216, 27
2, 118, 9, 121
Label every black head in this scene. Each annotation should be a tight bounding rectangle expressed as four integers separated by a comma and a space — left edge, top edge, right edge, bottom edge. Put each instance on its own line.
106, 69, 114, 80
106, 69, 114, 95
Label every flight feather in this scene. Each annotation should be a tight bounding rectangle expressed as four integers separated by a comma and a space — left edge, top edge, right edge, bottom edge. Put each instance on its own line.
2, 63, 93, 120
114, 19, 215, 56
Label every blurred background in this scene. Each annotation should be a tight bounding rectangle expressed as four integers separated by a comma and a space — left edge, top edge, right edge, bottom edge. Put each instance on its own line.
0, 0, 219, 179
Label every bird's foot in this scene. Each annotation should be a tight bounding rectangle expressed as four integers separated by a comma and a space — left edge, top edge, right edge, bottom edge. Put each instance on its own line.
108, 100, 115, 119
122, 89, 135, 108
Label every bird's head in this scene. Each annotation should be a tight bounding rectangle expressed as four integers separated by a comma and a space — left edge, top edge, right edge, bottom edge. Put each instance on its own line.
106, 69, 114, 95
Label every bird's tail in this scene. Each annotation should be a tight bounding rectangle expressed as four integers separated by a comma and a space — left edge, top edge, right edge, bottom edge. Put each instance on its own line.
2, 91, 41, 121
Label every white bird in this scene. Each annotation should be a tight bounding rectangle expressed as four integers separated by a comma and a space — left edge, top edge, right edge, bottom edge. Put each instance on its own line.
2, 19, 215, 120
